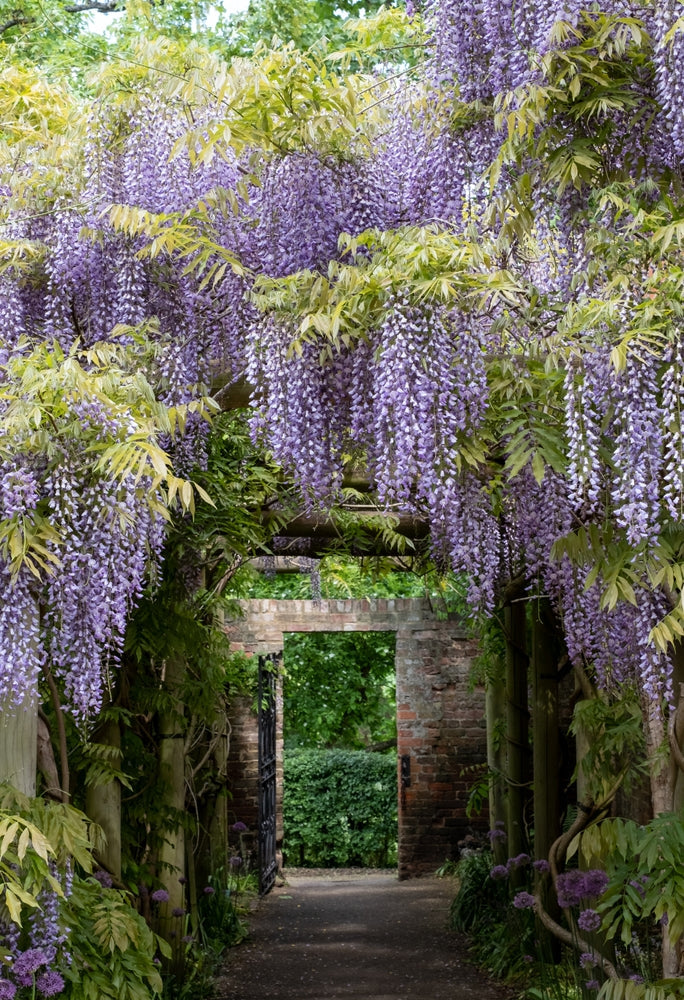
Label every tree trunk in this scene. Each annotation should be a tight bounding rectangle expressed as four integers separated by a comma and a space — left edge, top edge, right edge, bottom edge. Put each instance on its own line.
504, 600, 529, 872
531, 598, 560, 863
85, 717, 122, 880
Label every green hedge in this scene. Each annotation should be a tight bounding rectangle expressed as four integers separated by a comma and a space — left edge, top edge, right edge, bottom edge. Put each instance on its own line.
283, 748, 398, 868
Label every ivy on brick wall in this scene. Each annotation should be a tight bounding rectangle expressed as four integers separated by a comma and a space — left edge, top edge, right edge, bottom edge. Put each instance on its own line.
283, 748, 398, 868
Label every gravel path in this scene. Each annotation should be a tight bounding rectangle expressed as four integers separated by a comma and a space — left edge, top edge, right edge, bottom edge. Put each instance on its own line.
213, 869, 515, 1000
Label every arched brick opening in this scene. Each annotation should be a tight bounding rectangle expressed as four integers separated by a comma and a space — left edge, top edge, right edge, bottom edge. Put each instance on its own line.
225, 598, 488, 878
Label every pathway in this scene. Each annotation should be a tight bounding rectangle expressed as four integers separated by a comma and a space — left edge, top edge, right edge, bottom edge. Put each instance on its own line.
214, 869, 514, 1000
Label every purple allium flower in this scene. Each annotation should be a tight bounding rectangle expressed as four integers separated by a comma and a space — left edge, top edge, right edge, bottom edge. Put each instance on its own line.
533, 859, 550, 874
489, 865, 508, 880
580, 952, 595, 969
487, 827, 507, 844
13, 948, 49, 984
231, 821, 248, 832
586, 981, 600, 991
507, 853, 530, 870
181, 935, 194, 944
230, 856, 243, 868
36, 970, 65, 997
172, 907, 185, 917
0, 981, 16, 1000
93, 869, 113, 888
513, 891, 536, 910
523, 954, 534, 964
578, 909, 602, 933
629, 975, 645, 984
178, 877, 187, 885
582, 870, 609, 899
203, 886, 215, 895
556, 869, 586, 908
151, 889, 169, 903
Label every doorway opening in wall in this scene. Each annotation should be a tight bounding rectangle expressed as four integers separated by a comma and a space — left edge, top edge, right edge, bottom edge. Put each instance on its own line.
281, 630, 398, 870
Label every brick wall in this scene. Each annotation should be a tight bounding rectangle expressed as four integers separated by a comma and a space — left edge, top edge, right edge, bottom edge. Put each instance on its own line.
225, 599, 487, 878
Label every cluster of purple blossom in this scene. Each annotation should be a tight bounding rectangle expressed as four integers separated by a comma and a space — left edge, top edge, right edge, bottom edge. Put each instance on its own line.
0, 863, 71, 997
2, 0, 684, 724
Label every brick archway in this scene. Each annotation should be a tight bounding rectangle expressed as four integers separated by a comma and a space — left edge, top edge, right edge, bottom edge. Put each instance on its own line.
225, 599, 488, 878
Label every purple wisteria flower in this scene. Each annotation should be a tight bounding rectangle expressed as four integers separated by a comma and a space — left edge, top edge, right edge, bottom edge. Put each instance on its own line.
578, 909, 602, 933
513, 891, 536, 910
629, 875, 649, 898
151, 889, 170, 903
489, 865, 508, 880
36, 970, 65, 997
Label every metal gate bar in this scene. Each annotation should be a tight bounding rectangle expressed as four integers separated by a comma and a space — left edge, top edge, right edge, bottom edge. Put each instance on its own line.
257, 652, 279, 895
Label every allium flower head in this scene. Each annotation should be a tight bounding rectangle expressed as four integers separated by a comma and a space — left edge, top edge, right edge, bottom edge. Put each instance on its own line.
172, 907, 185, 917
0, 981, 16, 999
487, 827, 507, 844
582, 869, 609, 899
556, 869, 586, 908
231, 821, 248, 832
580, 952, 596, 969
203, 886, 215, 895
36, 970, 65, 997
230, 856, 243, 868
13, 948, 49, 979
507, 853, 530, 870
513, 891, 535, 910
578, 908, 601, 933
533, 859, 550, 874
489, 865, 508, 880
151, 889, 170, 903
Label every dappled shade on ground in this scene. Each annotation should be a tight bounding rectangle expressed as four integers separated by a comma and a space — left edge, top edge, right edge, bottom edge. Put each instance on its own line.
215, 870, 515, 1000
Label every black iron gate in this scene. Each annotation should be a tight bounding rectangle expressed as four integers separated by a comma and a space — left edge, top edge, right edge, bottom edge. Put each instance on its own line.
257, 652, 279, 895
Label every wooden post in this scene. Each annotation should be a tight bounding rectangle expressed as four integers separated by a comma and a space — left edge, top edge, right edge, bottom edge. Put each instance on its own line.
85, 716, 122, 880
157, 657, 187, 976
485, 652, 507, 865
504, 600, 529, 872
0, 687, 38, 796
0, 597, 39, 796
531, 598, 560, 863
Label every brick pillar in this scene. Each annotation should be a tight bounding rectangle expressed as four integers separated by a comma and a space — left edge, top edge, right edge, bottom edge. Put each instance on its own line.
396, 621, 486, 878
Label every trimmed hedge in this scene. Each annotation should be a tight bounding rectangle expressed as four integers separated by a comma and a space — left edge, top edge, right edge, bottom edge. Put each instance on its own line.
283, 748, 398, 868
